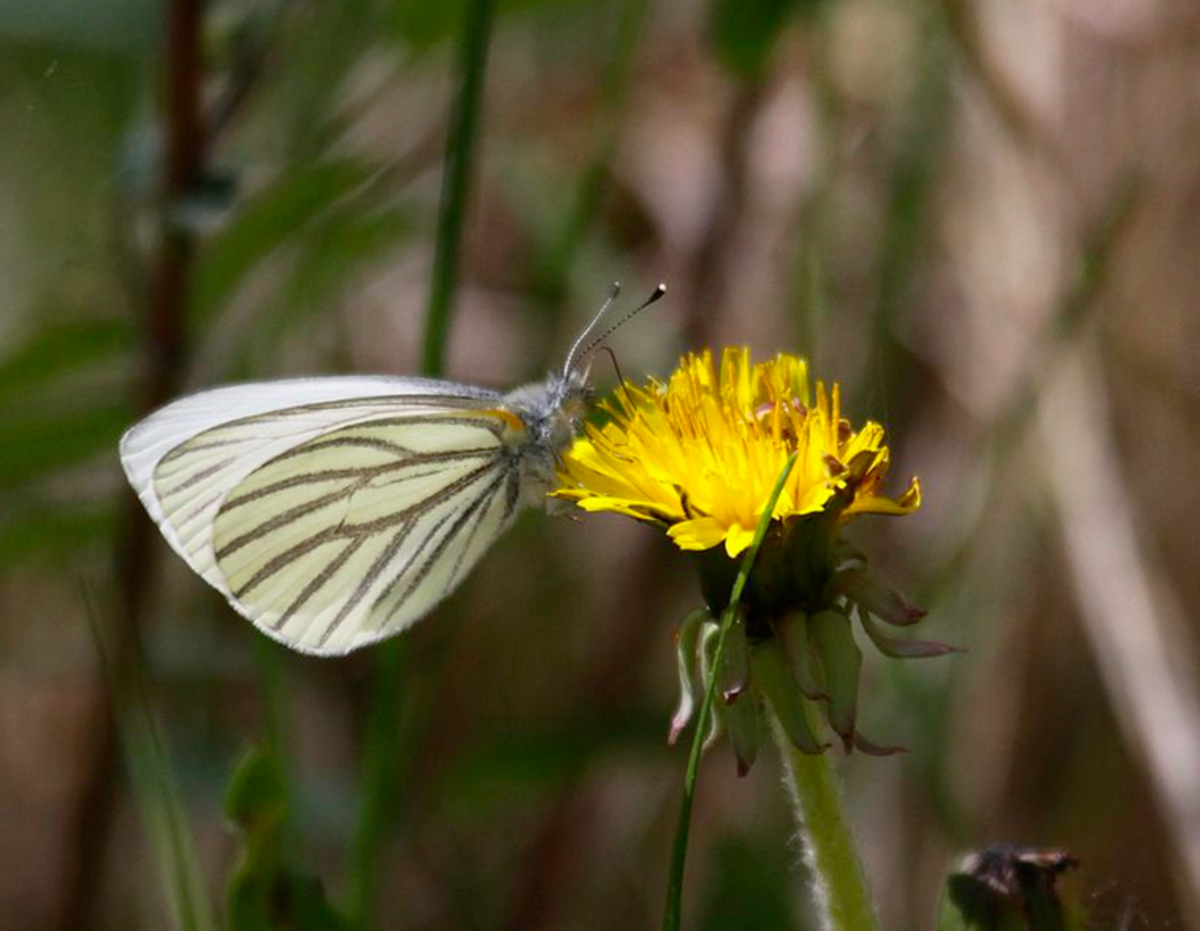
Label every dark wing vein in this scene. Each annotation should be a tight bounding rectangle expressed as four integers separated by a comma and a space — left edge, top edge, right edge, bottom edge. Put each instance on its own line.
441, 472, 509, 598
371, 468, 510, 629
312, 517, 439, 648
221, 448, 495, 514
272, 535, 369, 631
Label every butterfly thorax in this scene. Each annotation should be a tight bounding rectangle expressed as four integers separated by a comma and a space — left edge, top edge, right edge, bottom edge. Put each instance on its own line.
503, 371, 592, 507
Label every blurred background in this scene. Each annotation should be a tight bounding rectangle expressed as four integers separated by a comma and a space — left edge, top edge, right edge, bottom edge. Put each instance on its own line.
2, 0, 1199, 928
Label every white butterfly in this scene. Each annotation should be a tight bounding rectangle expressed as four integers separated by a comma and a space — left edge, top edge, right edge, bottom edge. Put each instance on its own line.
120, 285, 665, 656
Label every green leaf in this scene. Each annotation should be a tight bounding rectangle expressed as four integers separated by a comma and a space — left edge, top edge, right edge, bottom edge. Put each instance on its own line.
389, 0, 466, 49
191, 160, 375, 322
0, 319, 132, 404
0, 499, 114, 565
709, 0, 819, 78
279, 206, 415, 314
224, 747, 287, 834
388, 0, 593, 51
0, 0, 159, 52
223, 204, 415, 373
225, 746, 350, 931
0, 403, 130, 486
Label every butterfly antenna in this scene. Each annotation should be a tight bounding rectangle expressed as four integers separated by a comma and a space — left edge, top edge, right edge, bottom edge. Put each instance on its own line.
575, 283, 666, 368
596, 344, 625, 386
563, 282, 621, 378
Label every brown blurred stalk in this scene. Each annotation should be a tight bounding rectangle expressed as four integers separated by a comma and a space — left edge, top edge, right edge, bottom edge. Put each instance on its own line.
1042, 355, 1200, 908
60, 2, 206, 928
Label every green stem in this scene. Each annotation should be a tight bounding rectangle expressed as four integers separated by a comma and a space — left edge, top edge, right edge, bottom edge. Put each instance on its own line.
767, 706, 880, 931
349, 640, 408, 927
423, 0, 496, 373
663, 452, 798, 931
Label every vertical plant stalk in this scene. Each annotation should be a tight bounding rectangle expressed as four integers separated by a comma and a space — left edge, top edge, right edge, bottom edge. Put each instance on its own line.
663, 452, 798, 931
767, 707, 880, 931
88, 594, 216, 931
423, 0, 496, 373
351, 1, 495, 926
61, 2, 207, 930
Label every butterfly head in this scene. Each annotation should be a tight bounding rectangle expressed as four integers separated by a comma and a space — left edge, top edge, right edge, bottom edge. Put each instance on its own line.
504, 283, 665, 505
504, 365, 592, 453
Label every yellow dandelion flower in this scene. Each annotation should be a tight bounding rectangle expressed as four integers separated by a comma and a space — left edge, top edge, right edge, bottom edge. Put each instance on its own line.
553, 347, 920, 558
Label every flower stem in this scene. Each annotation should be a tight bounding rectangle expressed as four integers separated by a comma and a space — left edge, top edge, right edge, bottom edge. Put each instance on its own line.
767, 706, 880, 931
663, 452, 798, 931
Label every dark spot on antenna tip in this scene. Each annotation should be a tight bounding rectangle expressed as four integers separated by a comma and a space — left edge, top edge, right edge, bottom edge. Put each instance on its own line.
609, 281, 622, 298
645, 283, 667, 306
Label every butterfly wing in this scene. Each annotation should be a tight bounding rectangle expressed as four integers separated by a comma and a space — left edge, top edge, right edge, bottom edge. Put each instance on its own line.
121, 377, 526, 655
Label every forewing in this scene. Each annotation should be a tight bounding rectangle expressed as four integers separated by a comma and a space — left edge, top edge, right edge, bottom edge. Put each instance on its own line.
120, 378, 521, 653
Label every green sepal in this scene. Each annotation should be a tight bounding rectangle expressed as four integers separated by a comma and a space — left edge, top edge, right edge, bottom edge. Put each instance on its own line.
808, 609, 862, 749
858, 609, 961, 659
751, 638, 828, 754
720, 611, 758, 773
724, 687, 760, 777
720, 610, 751, 703
853, 732, 906, 756
833, 569, 925, 626
774, 611, 827, 700
669, 609, 711, 745
831, 538, 867, 571
699, 622, 725, 753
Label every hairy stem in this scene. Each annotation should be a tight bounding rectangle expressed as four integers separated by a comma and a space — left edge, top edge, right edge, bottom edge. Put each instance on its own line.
767, 707, 880, 931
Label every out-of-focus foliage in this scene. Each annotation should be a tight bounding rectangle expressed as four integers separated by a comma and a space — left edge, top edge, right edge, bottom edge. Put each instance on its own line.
709, 0, 818, 78
225, 747, 349, 931
2, 0, 1199, 927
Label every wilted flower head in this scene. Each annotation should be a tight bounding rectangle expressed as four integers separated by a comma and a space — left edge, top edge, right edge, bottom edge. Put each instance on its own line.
555, 348, 955, 767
